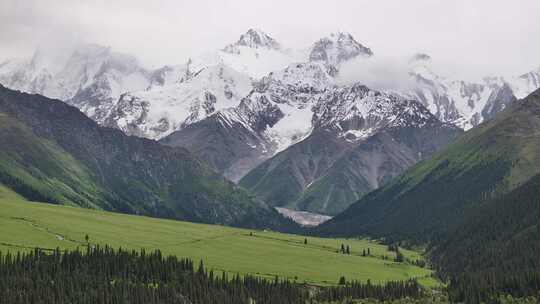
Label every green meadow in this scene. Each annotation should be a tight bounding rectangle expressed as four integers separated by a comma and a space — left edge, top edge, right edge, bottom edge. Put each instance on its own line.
0, 185, 437, 287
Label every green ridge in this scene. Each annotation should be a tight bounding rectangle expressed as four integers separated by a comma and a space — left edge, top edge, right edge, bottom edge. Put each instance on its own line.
317, 89, 540, 243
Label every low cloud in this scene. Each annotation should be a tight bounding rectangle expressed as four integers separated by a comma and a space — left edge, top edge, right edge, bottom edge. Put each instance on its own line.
1, 0, 539, 75
337, 55, 418, 92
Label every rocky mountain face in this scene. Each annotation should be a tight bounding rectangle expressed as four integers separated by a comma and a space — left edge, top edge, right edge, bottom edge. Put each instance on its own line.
0, 85, 297, 231
239, 84, 461, 215
160, 105, 278, 183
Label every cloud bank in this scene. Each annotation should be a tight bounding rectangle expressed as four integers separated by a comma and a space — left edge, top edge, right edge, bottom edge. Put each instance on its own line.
1, 0, 540, 81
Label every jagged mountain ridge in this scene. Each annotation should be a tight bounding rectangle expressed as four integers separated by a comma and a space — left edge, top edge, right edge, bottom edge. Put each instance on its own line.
406, 55, 520, 130
161, 61, 340, 181
238, 84, 462, 215
105, 30, 367, 141
2, 30, 537, 144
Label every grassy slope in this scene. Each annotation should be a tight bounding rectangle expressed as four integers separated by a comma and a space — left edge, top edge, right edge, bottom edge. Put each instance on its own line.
0, 185, 436, 287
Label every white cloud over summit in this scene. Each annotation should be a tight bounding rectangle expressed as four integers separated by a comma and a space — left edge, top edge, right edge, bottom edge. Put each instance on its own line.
1, 0, 539, 80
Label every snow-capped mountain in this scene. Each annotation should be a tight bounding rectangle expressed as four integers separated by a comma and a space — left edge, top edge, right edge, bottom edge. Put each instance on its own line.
104, 30, 375, 142
407, 54, 519, 130
160, 61, 338, 181
104, 62, 253, 139
238, 83, 461, 215
160, 61, 444, 184
223, 28, 281, 51
313, 84, 437, 136
193, 28, 303, 79
309, 32, 373, 66
252, 61, 338, 151
103, 29, 313, 139
0, 44, 151, 123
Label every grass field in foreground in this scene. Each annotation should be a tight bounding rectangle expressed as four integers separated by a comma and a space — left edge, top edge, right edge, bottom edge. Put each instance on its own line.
0, 185, 438, 287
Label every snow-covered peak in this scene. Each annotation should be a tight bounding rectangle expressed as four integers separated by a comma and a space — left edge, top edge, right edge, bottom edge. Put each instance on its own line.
104, 62, 253, 139
185, 30, 301, 79
309, 32, 373, 66
237, 29, 280, 50
212, 62, 339, 153
406, 58, 518, 130
223, 29, 280, 53
312, 83, 435, 137
409, 53, 432, 63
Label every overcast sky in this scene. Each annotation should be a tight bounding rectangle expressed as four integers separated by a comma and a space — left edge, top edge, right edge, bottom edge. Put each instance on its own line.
2, 0, 539, 80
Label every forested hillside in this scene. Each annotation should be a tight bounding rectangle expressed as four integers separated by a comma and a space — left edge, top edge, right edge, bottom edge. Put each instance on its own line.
433, 173, 540, 303
316, 88, 540, 243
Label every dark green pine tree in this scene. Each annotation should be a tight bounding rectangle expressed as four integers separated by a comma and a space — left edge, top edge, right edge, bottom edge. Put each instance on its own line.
395, 249, 404, 263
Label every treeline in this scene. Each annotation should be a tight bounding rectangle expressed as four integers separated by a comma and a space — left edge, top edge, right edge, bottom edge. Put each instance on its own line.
447, 271, 540, 303
318, 279, 421, 302
432, 174, 540, 303
0, 246, 303, 304
0, 246, 423, 304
